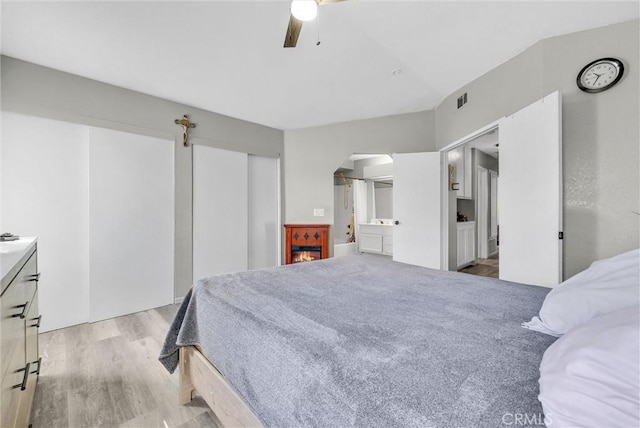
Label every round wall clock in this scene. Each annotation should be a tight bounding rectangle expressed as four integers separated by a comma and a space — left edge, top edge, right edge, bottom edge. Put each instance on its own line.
576, 57, 624, 93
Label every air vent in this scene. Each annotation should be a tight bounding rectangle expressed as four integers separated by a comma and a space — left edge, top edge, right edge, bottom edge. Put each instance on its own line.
457, 92, 468, 109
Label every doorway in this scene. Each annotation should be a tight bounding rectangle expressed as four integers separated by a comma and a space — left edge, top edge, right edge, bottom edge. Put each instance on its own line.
333, 154, 393, 257
446, 129, 500, 279
440, 91, 562, 287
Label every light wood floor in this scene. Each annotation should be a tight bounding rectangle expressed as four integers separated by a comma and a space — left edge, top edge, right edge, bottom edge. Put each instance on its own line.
30, 305, 222, 428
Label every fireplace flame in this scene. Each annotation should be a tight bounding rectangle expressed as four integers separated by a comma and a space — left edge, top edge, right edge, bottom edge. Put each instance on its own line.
292, 251, 318, 263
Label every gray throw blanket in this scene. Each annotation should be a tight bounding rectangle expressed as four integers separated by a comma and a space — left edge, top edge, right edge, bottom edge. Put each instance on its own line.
160, 254, 555, 427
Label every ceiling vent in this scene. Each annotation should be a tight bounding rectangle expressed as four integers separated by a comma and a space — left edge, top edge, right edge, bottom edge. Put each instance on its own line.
457, 92, 468, 109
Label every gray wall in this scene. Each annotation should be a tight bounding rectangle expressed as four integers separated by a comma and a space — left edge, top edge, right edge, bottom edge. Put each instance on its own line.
352, 155, 393, 178
435, 19, 639, 278
1, 56, 284, 299
284, 111, 436, 236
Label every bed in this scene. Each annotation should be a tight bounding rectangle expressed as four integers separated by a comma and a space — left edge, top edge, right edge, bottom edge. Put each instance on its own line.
160, 253, 561, 427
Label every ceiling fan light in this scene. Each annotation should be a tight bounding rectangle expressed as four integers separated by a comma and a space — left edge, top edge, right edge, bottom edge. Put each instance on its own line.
291, 0, 318, 22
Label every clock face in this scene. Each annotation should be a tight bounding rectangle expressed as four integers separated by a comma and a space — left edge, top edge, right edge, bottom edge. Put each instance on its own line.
577, 58, 624, 93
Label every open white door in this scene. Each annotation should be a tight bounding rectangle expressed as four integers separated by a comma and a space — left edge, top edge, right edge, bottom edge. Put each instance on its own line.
393, 152, 442, 269
499, 91, 562, 287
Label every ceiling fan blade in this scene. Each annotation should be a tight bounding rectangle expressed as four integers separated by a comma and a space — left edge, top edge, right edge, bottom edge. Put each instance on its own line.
284, 14, 303, 48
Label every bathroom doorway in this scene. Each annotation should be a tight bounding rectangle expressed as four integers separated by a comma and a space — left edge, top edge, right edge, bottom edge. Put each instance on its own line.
333, 154, 393, 257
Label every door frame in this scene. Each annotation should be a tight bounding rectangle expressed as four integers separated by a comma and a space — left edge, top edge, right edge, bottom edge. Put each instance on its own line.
476, 165, 489, 259
439, 120, 500, 272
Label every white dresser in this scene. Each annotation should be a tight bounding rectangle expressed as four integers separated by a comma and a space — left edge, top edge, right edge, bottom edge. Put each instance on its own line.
0, 238, 40, 428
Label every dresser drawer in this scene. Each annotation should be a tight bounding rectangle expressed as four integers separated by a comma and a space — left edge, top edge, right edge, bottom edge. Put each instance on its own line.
15, 292, 40, 428
0, 253, 37, 380
6, 290, 39, 428
0, 283, 28, 381
19, 254, 38, 309
0, 342, 27, 428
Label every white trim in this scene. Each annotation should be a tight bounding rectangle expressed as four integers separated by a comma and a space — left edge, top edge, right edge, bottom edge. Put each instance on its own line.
489, 170, 499, 239
439, 150, 449, 271
476, 166, 489, 259
276, 156, 282, 266
439, 120, 500, 152
175, 296, 184, 305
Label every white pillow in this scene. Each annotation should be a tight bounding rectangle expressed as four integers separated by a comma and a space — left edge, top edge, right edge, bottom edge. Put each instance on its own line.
538, 304, 640, 428
523, 249, 639, 336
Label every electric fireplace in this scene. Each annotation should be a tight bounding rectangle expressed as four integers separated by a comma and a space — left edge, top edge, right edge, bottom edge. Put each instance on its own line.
284, 224, 329, 264
291, 246, 322, 263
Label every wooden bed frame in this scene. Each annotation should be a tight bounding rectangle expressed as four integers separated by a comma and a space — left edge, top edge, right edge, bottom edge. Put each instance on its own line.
179, 346, 264, 427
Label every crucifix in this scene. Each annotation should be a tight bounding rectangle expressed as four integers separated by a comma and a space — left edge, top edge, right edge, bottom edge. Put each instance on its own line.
174, 114, 196, 146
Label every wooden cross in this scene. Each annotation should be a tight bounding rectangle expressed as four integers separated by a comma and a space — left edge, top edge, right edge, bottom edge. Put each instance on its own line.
174, 115, 196, 146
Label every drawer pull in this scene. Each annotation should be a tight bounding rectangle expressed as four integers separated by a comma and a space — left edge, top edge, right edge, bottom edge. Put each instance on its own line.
12, 302, 29, 319
31, 357, 42, 375
26, 273, 41, 282
30, 315, 42, 328
12, 363, 31, 391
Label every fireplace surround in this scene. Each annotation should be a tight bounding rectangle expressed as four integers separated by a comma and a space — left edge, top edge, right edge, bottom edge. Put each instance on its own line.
284, 224, 329, 264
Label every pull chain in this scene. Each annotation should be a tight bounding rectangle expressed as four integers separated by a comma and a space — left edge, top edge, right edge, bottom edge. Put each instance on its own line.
316, 8, 321, 46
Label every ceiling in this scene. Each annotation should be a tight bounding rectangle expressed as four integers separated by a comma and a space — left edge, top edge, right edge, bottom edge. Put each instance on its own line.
468, 130, 499, 158
1, 1, 638, 130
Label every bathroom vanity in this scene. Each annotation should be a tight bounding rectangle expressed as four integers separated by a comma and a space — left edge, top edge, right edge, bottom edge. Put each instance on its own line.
358, 223, 393, 256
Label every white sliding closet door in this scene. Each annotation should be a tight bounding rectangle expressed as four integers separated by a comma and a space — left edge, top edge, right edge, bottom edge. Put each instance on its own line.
2, 112, 90, 332
248, 155, 279, 270
193, 145, 248, 281
89, 128, 174, 322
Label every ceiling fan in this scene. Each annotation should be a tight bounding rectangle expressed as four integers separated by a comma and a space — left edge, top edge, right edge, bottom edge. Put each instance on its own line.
284, 0, 347, 48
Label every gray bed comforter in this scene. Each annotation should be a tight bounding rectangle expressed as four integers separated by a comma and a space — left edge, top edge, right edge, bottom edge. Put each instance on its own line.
159, 254, 555, 427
